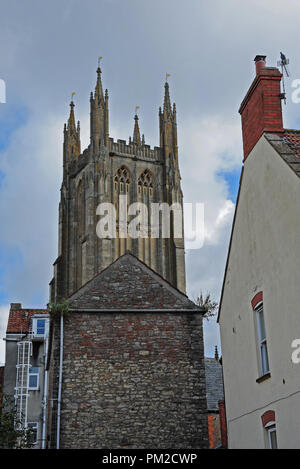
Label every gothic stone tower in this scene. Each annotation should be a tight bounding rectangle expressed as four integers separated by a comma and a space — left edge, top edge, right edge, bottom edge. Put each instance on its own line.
50, 66, 186, 302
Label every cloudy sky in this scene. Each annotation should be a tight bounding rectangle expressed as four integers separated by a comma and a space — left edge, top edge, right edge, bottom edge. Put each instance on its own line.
1, 0, 300, 364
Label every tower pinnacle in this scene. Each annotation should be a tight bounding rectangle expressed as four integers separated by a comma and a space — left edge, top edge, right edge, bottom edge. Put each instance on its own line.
95, 66, 104, 104
133, 114, 141, 145
90, 65, 109, 147
163, 81, 172, 116
68, 101, 76, 134
64, 100, 81, 163
159, 81, 178, 159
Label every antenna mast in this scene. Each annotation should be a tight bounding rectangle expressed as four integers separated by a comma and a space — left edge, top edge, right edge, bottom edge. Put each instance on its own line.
277, 52, 290, 105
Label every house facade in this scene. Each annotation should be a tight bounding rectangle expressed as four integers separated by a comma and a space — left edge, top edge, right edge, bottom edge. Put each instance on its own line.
2, 304, 49, 448
218, 55, 300, 448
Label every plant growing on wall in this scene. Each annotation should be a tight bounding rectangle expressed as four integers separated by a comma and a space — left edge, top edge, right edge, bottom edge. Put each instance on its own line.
48, 300, 70, 320
196, 292, 218, 320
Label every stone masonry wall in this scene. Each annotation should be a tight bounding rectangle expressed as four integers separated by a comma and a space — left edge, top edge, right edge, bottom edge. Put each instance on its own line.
58, 311, 208, 449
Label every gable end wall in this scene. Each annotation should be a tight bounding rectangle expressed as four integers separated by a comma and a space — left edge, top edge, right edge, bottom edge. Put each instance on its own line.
54, 311, 208, 449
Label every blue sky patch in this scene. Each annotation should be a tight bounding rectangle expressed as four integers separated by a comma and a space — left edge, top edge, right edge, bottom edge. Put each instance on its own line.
217, 167, 241, 203
0, 104, 28, 152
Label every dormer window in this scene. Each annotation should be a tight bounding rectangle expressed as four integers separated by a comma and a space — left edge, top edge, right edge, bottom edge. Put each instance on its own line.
31, 317, 48, 337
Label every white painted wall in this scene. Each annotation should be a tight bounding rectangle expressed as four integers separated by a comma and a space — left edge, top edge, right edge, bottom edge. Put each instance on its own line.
219, 135, 300, 449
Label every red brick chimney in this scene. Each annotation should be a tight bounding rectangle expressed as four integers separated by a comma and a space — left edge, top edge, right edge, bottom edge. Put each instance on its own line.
239, 55, 284, 161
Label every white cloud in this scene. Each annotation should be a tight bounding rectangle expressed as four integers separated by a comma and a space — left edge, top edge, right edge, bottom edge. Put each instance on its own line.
180, 115, 241, 248
0, 113, 64, 307
178, 115, 242, 356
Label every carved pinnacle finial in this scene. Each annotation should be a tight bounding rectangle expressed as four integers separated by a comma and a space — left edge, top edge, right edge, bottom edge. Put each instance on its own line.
95, 65, 104, 103
133, 113, 141, 145
68, 100, 76, 134
163, 81, 172, 116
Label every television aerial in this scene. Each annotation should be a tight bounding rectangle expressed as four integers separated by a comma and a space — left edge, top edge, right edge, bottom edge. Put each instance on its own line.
277, 52, 290, 104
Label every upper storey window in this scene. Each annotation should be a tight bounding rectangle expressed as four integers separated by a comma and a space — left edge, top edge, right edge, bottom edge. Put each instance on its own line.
256, 303, 269, 375
114, 166, 130, 193
252, 292, 270, 378
138, 169, 153, 196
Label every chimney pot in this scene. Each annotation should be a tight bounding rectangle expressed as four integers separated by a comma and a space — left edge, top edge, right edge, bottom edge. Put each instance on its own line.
254, 55, 267, 74
10, 303, 22, 311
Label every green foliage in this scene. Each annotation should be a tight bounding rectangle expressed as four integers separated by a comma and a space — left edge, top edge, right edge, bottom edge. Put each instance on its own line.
0, 395, 35, 449
48, 299, 70, 320
195, 292, 218, 320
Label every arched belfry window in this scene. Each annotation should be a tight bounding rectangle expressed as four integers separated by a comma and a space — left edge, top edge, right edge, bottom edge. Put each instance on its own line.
138, 169, 153, 196
114, 166, 131, 193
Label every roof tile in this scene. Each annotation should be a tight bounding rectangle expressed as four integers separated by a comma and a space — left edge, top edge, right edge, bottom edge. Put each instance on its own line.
205, 358, 224, 411
6, 308, 48, 334
265, 130, 300, 178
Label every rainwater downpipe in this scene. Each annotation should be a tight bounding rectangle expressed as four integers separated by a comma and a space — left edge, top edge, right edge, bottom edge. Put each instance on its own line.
56, 313, 64, 449
41, 328, 49, 449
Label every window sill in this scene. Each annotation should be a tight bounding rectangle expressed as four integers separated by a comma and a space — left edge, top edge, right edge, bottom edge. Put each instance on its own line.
256, 372, 271, 383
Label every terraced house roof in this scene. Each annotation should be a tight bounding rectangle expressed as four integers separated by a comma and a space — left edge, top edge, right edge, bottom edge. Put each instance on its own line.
6, 306, 48, 333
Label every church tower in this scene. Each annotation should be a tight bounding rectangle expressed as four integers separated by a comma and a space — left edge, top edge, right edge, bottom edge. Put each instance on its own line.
50, 66, 186, 302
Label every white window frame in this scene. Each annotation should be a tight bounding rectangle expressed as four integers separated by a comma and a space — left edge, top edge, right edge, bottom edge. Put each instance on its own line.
31, 317, 48, 337
255, 302, 270, 376
27, 422, 38, 445
265, 421, 277, 449
28, 366, 40, 390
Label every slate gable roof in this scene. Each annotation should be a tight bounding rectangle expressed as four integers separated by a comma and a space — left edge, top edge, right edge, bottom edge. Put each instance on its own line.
204, 358, 224, 412
68, 252, 201, 312
265, 130, 300, 178
6, 309, 48, 334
